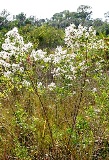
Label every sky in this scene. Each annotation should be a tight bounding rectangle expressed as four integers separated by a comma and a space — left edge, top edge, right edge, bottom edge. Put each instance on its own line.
0, 0, 109, 20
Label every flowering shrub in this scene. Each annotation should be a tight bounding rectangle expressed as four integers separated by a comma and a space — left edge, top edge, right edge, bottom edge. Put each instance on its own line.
0, 27, 33, 88
0, 24, 109, 159
44, 24, 105, 95
0, 24, 106, 91
65, 24, 104, 51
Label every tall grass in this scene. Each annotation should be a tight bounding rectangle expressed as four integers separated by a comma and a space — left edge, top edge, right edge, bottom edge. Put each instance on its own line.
0, 25, 109, 159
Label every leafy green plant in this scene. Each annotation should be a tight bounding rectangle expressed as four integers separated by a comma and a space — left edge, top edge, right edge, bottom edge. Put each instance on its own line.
0, 24, 109, 159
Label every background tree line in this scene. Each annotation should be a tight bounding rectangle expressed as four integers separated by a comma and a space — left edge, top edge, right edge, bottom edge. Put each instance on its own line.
0, 5, 109, 50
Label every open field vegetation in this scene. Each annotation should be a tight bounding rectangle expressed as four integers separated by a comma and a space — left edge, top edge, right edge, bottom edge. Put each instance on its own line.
0, 5, 109, 160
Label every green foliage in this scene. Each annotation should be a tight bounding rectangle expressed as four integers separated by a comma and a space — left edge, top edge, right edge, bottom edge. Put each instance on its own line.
19, 24, 64, 49
0, 23, 109, 159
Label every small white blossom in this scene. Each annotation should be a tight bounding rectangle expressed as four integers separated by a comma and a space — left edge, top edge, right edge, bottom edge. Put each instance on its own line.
37, 82, 43, 88
0, 60, 11, 68
43, 57, 51, 63
85, 79, 90, 83
92, 88, 97, 93
22, 80, 30, 87
30, 49, 47, 61
48, 82, 56, 91
4, 71, 12, 77
73, 91, 76, 95
19, 67, 24, 73
94, 108, 100, 113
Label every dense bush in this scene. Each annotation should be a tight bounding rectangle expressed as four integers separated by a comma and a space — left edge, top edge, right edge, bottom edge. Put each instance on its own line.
0, 24, 109, 159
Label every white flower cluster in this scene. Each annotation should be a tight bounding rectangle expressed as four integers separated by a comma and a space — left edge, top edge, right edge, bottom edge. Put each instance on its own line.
30, 49, 52, 63
0, 25, 105, 91
49, 46, 67, 64
65, 24, 104, 52
30, 49, 47, 61
49, 46, 76, 79
47, 82, 56, 91
2, 27, 32, 54
0, 27, 33, 78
